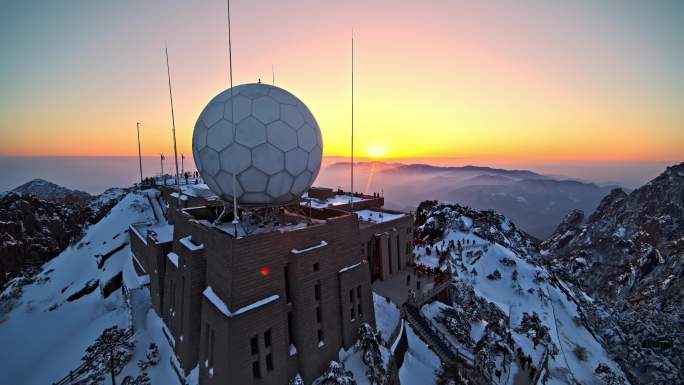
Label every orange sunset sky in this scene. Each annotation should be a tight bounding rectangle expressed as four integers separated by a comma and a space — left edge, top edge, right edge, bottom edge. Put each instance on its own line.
1, 0, 682, 161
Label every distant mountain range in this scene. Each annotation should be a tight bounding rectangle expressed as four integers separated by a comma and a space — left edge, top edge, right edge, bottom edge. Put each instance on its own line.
382, 163, 550, 180
319, 162, 619, 238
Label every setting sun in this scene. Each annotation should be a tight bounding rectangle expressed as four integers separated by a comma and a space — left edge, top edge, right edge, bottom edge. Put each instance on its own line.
367, 145, 388, 158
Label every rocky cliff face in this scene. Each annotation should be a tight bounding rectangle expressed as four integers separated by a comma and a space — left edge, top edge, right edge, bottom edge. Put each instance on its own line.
541, 163, 684, 384
414, 201, 628, 385
0, 181, 126, 288
0, 193, 89, 287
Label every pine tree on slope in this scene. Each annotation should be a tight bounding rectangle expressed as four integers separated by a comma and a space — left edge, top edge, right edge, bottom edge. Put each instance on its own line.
318, 361, 357, 385
355, 323, 386, 385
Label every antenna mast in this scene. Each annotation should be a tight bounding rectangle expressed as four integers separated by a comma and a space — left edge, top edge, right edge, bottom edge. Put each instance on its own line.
350, 30, 354, 210
227, 0, 239, 227
272, 64, 275, 85
136, 122, 143, 190
165, 45, 182, 206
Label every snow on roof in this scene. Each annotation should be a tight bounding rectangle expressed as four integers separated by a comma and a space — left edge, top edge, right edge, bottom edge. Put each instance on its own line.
339, 262, 362, 273
129, 224, 148, 245
181, 183, 219, 200
152, 223, 174, 244
170, 192, 189, 201
180, 235, 204, 251
300, 192, 367, 209
203, 286, 279, 318
355, 209, 405, 224
291, 240, 328, 254
201, 219, 308, 239
130, 222, 173, 245
167, 252, 179, 268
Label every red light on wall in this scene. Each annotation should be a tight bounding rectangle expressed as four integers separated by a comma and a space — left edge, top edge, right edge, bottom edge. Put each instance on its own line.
260, 266, 270, 277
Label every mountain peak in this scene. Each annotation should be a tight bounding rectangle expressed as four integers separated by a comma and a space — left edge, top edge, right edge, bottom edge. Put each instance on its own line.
541, 162, 684, 383
12, 179, 91, 203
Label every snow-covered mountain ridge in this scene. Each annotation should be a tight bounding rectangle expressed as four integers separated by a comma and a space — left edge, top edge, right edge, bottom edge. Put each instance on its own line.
0, 182, 126, 289
412, 201, 628, 385
541, 162, 684, 384
0, 191, 180, 385
12, 178, 92, 205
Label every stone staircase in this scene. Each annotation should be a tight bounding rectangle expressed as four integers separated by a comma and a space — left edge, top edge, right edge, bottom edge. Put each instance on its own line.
403, 303, 456, 363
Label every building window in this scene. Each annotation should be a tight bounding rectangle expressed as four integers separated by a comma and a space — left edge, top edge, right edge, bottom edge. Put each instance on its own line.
313, 262, 319, 272
266, 353, 273, 371
287, 312, 294, 344
203, 324, 209, 358
317, 329, 324, 345
264, 329, 271, 348
349, 289, 354, 303
316, 306, 321, 323
169, 282, 176, 314
284, 266, 291, 303
357, 286, 361, 299
314, 281, 321, 301
358, 303, 363, 318
350, 306, 355, 321
205, 324, 215, 368
250, 335, 259, 355
252, 360, 261, 379
180, 277, 185, 331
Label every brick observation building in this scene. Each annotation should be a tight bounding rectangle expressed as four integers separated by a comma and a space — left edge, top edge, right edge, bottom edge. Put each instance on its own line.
130, 186, 413, 385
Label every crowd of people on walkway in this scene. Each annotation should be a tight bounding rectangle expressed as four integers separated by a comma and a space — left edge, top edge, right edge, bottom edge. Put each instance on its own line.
141, 171, 201, 187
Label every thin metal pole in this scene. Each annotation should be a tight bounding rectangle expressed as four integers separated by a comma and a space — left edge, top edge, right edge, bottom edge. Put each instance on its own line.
227, 0, 239, 228
136, 122, 143, 189
350, 30, 354, 210
165, 45, 181, 206
272, 64, 275, 85
160, 154, 164, 184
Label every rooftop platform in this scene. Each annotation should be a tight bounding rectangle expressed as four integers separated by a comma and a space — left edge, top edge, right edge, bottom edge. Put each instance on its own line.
301, 187, 384, 211
355, 209, 405, 224
179, 204, 348, 239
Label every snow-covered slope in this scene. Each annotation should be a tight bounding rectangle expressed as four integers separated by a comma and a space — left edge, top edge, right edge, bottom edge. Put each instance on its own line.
413, 201, 629, 385
0, 191, 180, 385
541, 162, 684, 384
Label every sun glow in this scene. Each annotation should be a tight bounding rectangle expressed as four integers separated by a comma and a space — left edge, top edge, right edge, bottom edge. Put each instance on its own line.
367, 145, 388, 158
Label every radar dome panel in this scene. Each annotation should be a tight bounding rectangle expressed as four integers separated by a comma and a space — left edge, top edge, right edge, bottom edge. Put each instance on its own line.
192, 83, 323, 207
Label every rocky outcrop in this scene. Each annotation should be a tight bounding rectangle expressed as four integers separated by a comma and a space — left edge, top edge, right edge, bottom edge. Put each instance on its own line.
0, 193, 90, 287
12, 179, 92, 206
542, 162, 684, 384
0, 182, 126, 289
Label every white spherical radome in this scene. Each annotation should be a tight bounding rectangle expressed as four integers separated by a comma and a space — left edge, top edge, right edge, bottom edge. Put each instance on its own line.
192, 83, 323, 207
